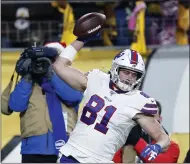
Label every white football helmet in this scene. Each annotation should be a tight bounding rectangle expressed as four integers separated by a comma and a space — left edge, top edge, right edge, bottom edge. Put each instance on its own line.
110, 49, 145, 92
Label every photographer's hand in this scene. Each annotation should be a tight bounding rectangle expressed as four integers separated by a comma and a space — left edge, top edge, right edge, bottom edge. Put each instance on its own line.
46, 64, 54, 80
16, 58, 32, 83
23, 73, 32, 83
16, 58, 32, 76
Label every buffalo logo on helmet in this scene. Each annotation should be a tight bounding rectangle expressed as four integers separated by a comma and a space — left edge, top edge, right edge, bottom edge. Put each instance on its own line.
114, 51, 125, 60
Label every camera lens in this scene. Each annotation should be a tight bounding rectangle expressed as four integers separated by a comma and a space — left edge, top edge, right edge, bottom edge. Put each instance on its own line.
31, 58, 50, 75
36, 62, 43, 71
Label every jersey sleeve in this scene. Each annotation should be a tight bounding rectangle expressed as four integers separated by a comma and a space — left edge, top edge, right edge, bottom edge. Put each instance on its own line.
124, 91, 159, 119
140, 97, 158, 116
138, 91, 158, 116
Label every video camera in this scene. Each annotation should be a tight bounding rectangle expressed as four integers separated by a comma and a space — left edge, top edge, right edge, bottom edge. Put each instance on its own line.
16, 45, 58, 76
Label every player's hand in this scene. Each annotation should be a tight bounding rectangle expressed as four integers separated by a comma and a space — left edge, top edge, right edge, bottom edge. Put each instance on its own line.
77, 32, 100, 44
140, 144, 162, 161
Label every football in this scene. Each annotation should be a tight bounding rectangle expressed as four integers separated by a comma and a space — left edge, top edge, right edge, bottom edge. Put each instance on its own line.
73, 12, 106, 37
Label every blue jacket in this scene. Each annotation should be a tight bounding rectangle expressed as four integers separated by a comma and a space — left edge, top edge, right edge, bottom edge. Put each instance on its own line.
9, 73, 83, 155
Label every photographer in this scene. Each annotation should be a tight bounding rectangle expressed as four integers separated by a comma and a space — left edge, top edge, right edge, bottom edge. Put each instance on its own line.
8, 43, 83, 163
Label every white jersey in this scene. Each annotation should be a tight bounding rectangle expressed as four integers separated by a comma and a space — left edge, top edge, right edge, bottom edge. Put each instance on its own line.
59, 69, 158, 163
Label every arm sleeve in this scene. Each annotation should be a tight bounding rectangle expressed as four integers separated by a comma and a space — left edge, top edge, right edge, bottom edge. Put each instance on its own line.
51, 73, 83, 104
134, 139, 180, 163
184, 149, 190, 163
9, 78, 32, 112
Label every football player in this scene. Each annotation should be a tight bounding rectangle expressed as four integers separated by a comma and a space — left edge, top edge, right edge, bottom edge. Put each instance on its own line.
49, 39, 170, 163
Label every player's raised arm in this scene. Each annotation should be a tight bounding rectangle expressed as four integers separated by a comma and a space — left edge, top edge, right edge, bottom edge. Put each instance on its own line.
53, 40, 87, 92
53, 12, 106, 92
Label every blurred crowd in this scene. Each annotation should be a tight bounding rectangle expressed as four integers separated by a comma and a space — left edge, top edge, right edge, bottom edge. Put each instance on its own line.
1, 0, 190, 51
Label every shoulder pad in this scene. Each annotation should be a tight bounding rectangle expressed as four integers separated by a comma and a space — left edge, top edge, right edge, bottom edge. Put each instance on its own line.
139, 91, 158, 115
85, 69, 100, 77
86, 69, 108, 79
123, 91, 158, 116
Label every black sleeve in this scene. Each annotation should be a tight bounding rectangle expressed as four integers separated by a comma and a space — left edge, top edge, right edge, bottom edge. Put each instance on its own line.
184, 149, 190, 163
125, 125, 142, 146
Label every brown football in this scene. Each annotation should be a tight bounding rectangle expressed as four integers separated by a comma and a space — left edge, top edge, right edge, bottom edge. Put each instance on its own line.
73, 12, 106, 37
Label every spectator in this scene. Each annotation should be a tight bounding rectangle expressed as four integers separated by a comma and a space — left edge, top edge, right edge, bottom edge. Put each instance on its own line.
145, 0, 187, 46
7, 44, 83, 163
113, 101, 180, 163
114, 1, 135, 46
158, 0, 178, 45
13, 7, 31, 47
51, 0, 76, 45
176, 1, 190, 45
129, 0, 147, 55
96, 2, 117, 46
144, 1, 161, 45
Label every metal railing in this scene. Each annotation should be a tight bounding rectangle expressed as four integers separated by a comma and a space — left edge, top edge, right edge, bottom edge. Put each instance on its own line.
1, 17, 188, 48
1, 20, 63, 47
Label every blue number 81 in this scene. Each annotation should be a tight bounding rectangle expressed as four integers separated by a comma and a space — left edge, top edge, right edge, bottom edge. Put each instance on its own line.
80, 94, 117, 134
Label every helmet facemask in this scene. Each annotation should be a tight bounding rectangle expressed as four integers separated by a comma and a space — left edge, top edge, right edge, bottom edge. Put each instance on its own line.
110, 63, 145, 92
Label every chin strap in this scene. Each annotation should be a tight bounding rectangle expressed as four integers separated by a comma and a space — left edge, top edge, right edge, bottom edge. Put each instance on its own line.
109, 81, 128, 94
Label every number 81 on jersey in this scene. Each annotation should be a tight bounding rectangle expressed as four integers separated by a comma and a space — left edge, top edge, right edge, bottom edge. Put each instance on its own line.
80, 94, 117, 134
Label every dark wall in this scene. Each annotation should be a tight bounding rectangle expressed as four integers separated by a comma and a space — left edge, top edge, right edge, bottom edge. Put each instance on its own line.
1, 2, 100, 21
2, 3, 62, 21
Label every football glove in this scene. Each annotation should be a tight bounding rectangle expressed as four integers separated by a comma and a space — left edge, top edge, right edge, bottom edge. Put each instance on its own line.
140, 144, 162, 161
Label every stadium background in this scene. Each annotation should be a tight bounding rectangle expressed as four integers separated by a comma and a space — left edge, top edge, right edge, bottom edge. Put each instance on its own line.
1, 0, 190, 163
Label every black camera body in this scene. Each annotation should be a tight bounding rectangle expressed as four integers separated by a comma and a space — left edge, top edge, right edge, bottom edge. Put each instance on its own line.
27, 47, 50, 76
31, 59, 50, 76
16, 46, 58, 76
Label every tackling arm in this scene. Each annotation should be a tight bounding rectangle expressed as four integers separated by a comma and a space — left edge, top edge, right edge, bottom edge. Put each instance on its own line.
135, 139, 180, 163
134, 114, 170, 150
53, 40, 87, 92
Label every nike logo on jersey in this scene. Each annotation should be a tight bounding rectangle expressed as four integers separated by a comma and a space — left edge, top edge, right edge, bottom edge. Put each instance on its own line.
104, 96, 112, 102
110, 90, 116, 96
